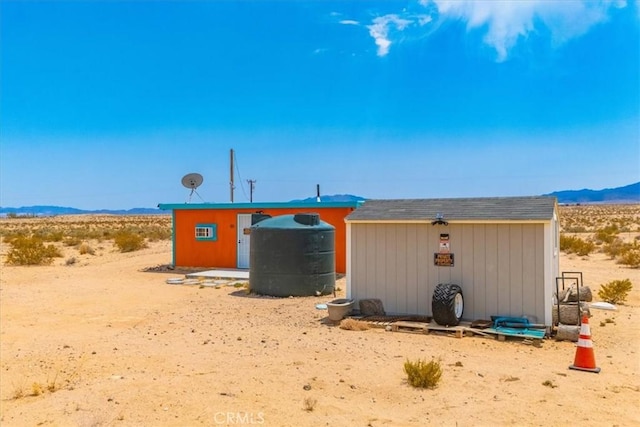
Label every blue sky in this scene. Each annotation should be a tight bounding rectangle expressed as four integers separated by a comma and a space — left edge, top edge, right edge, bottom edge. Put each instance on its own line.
1, 0, 638, 210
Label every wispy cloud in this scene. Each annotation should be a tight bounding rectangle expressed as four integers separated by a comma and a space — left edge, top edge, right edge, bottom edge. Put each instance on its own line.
360, 0, 629, 60
367, 14, 431, 56
339, 19, 360, 26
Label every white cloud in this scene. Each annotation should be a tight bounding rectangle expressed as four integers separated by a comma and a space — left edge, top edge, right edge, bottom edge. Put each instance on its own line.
432, 0, 628, 61
365, 0, 629, 60
339, 19, 360, 26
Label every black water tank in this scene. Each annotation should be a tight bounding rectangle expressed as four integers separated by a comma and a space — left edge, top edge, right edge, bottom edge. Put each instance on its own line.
250, 213, 335, 297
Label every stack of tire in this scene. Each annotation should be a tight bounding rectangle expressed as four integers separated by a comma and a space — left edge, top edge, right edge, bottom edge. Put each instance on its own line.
554, 285, 592, 342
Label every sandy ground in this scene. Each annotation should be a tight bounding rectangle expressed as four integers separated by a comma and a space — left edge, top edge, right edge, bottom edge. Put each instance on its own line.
1, 239, 639, 427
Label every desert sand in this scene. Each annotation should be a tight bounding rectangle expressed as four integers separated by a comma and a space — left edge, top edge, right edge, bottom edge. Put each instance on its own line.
0, 215, 639, 427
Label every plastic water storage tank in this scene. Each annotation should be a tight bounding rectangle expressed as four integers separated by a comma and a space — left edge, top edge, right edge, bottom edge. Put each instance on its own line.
249, 213, 335, 297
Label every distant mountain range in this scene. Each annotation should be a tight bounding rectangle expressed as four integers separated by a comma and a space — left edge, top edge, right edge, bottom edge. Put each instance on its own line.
0, 206, 164, 216
543, 182, 639, 204
291, 194, 367, 203
1, 184, 637, 216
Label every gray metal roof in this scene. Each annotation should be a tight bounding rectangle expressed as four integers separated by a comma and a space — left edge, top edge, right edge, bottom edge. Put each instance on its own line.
346, 196, 557, 222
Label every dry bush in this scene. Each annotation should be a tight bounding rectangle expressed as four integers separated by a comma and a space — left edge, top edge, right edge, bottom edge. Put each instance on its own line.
617, 248, 640, 268
594, 225, 619, 244
5, 236, 63, 265
303, 397, 317, 412
560, 235, 595, 256
404, 358, 442, 389
78, 242, 95, 255
598, 279, 633, 304
113, 230, 147, 252
0, 215, 172, 250
602, 238, 629, 258
63, 236, 82, 247
339, 318, 371, 331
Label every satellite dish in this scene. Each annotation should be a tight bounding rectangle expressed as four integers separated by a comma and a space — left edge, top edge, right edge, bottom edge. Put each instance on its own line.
182, 173, 203, 190
181, 173, 204, 203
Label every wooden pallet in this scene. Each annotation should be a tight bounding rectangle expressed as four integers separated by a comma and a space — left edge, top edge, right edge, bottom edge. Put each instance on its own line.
390, 321, 465, 338
423, 323, 465, 338
391, 321, 429, 334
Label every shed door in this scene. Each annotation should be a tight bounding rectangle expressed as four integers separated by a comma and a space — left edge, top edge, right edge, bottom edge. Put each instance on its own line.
237, 214, 252, 269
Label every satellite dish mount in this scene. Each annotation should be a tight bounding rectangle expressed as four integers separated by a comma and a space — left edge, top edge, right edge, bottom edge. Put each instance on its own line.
181, 173, 204, 203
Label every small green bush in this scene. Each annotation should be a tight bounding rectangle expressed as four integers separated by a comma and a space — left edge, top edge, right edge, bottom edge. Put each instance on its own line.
597, 279, 633, 304
5, 236, 63, 265
404, 358, 442, 389
113, 230, 147, 253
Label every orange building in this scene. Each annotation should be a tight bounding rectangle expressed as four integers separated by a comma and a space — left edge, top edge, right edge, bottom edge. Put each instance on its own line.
157, 201, 362, 273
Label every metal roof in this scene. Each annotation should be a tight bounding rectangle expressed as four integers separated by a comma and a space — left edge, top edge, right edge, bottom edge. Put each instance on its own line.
345, 196, 557, 222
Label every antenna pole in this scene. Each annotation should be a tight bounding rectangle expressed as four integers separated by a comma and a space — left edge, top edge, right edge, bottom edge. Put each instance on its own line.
230, 149, 235, 203
248, 179, 256, 203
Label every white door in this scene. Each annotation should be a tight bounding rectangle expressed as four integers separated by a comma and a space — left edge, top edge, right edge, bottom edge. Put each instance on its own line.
237, 214, 252, 269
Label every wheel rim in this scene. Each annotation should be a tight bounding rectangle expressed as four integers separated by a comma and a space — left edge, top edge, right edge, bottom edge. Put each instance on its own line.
454, 293, 463, 318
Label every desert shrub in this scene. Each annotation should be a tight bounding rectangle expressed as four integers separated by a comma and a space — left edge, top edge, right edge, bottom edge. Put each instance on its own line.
64, 236, 82, 247
404, 358, 442, 389
113, 230, 147, 252
142, 226, 172, 241
65, 257, 77, 266
559, 235, 595, 256
34, 228, 65, 243
78, 242, 95, 255
339, 318, 371, 331
5, 236, 62, 265
597, 279, 633, 304
617, 249, 640, 268
303, 397, 317, 412
564, 226, 587, 233
594, 225, 619, 244
602, 238, 629, 259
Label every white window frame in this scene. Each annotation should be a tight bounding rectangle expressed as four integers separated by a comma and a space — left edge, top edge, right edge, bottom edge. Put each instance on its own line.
195, 224, 217, 241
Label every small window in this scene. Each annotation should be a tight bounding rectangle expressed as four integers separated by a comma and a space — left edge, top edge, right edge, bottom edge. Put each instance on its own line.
195, 224, 217, 241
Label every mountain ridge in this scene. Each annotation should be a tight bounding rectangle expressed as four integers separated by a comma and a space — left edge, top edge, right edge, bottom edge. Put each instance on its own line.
1, 183, 637, 216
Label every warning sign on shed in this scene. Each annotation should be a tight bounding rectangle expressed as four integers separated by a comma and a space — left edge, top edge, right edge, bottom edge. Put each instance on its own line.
434, 253, 454, 267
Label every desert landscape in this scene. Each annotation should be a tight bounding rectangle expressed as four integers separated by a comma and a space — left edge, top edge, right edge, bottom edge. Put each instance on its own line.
0, 205, 638, 427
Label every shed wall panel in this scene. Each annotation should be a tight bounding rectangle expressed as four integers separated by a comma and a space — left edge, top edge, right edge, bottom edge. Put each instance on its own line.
497, 226, 511, 315
484, 224, 499, 318
416, 226, 431, 315
393, 224, 408, 312
374, 225, 387, 303
522, 225, 538, 319
461, 225, 474, 317
472, 224, 487, 319
405, 224, 418, 315
509, 225, 524, 315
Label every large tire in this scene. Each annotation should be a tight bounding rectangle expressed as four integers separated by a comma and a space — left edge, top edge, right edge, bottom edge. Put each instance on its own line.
432, 283, 464, 326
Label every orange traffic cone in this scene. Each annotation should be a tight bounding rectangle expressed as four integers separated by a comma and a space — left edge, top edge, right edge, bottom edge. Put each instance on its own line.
569, 315, 601, 373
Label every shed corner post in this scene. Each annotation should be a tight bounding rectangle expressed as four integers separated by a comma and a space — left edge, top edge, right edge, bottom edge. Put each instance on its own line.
346, 221, 352, 299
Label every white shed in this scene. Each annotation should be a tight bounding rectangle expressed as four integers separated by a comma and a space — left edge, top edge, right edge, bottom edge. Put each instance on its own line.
345, 196, 560, 326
